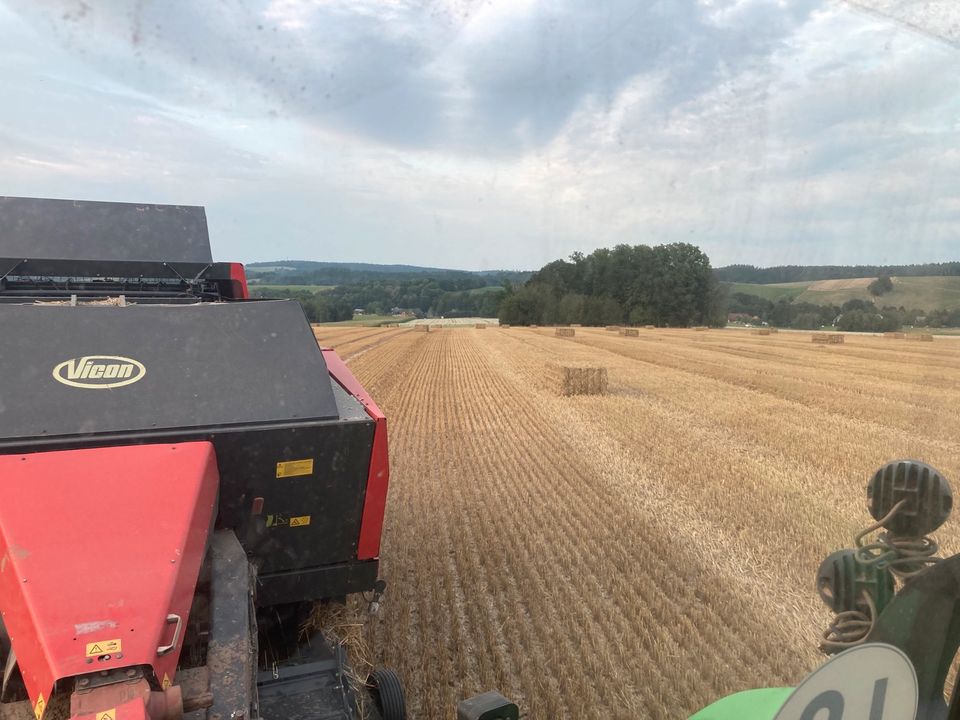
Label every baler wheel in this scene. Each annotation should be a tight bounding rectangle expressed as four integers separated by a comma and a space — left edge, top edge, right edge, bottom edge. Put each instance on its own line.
367, 668, 406, 720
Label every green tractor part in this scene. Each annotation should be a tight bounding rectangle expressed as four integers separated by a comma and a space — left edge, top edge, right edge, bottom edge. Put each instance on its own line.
691, 460, 960, 720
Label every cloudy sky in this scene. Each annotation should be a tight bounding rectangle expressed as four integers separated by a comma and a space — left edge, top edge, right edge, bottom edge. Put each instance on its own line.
1, 0, 958, 270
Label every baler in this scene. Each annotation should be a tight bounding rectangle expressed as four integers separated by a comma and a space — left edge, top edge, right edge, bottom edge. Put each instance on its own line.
0, 197, 404, 720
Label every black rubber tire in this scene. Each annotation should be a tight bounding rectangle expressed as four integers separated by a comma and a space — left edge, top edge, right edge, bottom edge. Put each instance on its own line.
367, 668, 406, 720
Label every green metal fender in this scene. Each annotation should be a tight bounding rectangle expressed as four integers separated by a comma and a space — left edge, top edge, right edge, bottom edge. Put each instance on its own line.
688, 688, 793, 720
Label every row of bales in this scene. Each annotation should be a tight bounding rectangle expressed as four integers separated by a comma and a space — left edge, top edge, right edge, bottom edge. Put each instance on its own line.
884, 331, 934, 342
399, 323, 936, 344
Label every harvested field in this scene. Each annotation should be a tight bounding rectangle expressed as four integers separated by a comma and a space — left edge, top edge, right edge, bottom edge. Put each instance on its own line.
807, 277, 874, 291
309, 325, 960, 719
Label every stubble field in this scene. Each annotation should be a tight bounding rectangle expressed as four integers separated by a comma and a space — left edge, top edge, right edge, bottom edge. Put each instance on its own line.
311, 324, 960, 719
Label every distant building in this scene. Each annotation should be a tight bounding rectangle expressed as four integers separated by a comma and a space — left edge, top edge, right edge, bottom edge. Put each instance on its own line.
353, 308, 365, 315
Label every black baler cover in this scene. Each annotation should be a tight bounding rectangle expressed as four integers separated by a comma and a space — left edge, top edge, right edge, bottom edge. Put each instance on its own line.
0, 196, 211, 263
0, 300, 340, 444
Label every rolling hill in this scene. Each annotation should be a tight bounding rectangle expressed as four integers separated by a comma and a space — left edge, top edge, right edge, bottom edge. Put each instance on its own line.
726, 276, 960, 311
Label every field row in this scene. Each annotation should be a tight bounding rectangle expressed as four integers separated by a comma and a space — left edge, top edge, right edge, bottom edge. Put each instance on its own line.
311, 325, 960, 718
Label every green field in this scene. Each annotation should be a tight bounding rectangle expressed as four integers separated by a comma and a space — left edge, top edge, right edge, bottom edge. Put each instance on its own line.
724, 281, 809, 301
250, 284, 335, 294
466, 285, 506, 295
729, 276, 960, 311
317, 314, 409, 327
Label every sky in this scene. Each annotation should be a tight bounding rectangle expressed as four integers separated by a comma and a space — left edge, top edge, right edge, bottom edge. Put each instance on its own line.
1, 0, 959, 271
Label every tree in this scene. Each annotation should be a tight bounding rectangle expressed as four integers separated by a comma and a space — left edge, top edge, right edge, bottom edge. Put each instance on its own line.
868, 275, 894, 296
510, 242, 723, 326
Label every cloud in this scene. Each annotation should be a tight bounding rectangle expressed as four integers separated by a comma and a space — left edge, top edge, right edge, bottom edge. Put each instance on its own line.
0, 0, 959, 269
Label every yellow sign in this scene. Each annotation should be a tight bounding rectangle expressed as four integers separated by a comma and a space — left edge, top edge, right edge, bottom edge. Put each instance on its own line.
266, 514, 311, 528
276, 459, 314, 478
85, 638, 121, 657
97, 709, 116, 720
162, 674, 172, 690
33, 694, 45, 720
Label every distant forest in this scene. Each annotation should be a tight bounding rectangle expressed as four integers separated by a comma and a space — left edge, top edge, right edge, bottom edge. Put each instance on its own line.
248, 260, 530, 287
498, 243, 725, 327
716, 262, 960, 284
250, 255, 960, 330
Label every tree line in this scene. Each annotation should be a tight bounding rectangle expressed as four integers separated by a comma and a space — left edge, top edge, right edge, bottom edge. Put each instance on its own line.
728, 293, 934, 332
251, 277, 506, 322
716, 262, 960, 284
250, 262, 529, 287
497, 243, 725, 327
252, 250, 959, 330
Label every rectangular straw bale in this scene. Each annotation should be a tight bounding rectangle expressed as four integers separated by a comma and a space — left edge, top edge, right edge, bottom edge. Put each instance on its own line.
644, 325, 655, 329
546, 362, 608, 396
555, 327, 575, 337
500, 323, 511, 328
619, 328, 639, 337
475, 324, 487, 329
414, 325, 430, 333
811, 333, 829, 343
692, 326, 709, 331
883, 332, 906, 339
751, 329, 771, 336
605, 326, 621, 331
909, 333, 934, 342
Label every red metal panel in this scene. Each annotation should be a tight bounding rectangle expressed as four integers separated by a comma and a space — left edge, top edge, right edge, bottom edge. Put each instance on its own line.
227, 263, 249, 299
0, 443, 219, 718
73, 695, 149, 720
321, 349, 389, 560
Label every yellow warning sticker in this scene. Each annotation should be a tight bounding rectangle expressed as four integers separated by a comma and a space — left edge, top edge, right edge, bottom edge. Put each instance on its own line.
276, 459, 314, 478
97, 709, 115, 720
266, 514, 311, 528
161, 674, 172, 690
33, 693, 45, 720
85, 638, 121, 657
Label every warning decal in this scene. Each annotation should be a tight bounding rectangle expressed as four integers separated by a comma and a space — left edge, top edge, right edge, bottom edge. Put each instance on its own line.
97, 709, 116, 720
266, 514, 312, 528
162, 674, 172, 690
276, 458, 314, 478
33, 693, 45, 720
85, 638, 121, 657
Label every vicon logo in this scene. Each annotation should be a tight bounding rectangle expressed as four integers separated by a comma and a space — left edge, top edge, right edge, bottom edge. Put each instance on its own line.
52, 356, 146, 389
